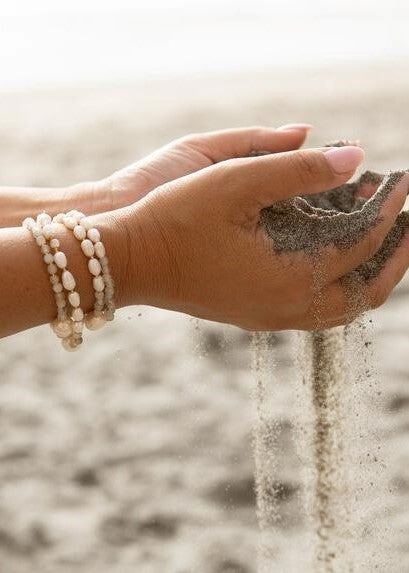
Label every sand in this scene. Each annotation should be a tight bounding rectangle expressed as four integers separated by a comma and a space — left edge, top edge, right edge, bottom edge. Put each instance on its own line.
2, 65, 409, 572
254, 142, 409, 571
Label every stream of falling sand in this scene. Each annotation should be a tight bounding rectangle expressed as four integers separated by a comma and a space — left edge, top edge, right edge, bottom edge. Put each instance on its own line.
252, 326, 356, 572
251, 332, 280, 571
252, 147, 409, 571
302, 328, 354, 572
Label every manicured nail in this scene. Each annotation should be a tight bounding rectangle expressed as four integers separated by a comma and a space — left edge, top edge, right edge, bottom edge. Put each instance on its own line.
324, 146, 365, 174
277, 123, 314, 132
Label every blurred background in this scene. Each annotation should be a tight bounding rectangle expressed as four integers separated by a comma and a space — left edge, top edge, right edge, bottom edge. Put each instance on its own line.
1, 1, 409, 572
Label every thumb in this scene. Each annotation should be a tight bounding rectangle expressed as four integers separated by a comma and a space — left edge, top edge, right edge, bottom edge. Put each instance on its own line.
189, 124, 312, 161
233, 145, 365, 211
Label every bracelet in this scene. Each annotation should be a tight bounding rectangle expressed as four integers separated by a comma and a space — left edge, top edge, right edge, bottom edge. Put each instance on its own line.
54, 210, 116, 329
23, 215, 73, 342
42, 219, 85, 351
22, 209, 116, 351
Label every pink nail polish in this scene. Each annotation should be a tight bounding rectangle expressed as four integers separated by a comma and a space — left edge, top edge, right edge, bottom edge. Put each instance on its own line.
277, 123, 314, 132
324, 146, 365, 174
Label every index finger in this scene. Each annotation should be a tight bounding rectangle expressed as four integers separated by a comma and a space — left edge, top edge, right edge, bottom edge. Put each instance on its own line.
316, 171, 409, 283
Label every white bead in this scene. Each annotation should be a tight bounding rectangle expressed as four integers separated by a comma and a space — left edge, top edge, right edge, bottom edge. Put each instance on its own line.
37, 213, 52, 227
105, 287, 114, 299
50, 238, 60, 248
63, 216, 77, 230
71, 307, 84, 321
42, 223, 58, 239
47, 263, 58, 275
85, 311, 106, 330
81, 239, 94, 257
66, 209, 79, 217
99, 256, 108, 266
53, 283, 63, 293
41, 244, 50, 254
62, 270, 76, 290
87, 228, 100, 243
32, 226, 41, 238
93, 275, 105, 292
80, 217, 93, 230
43, 253, 54, 264
51, 318, 72, 338
105, 309, 115, 321
54, 251, 67, 269
62, 338, 80, 352
73, 321, 84, 334
53, 213, 65, 223
50, 275, 59, 285
73, 225, 86, 240
23, 217, 36, 229
36, 235, 46, 246
56, 299, 67, 309
95, 292, 104, 301
94, 241, 106, 258
58, 309, 68, 320
67, 291, 80, 307
88, 258, 102, 276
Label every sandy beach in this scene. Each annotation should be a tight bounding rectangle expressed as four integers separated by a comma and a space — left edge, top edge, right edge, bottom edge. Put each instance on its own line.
1, 64, 409, 572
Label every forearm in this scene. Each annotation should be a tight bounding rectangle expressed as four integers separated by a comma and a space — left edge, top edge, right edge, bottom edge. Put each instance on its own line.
0, 182, 115, 228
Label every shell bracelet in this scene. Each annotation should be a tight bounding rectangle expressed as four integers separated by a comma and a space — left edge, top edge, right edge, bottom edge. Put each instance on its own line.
22, 210, 116, 351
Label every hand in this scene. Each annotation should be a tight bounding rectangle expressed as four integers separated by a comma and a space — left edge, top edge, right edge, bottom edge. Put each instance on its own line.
0, 125, 311, 228
122, 146, 409, 330
102, 124, 312, 206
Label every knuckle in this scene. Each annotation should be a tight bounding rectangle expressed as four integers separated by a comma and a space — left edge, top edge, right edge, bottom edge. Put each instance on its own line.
178, 133, 209, 151
179, 132, 200, 144
250, 125, 266, 135
214, 158, 237, 181
291, 152, 322, 187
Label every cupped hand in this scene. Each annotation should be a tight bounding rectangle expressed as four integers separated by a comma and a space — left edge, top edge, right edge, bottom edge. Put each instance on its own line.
102, 124, 312, 207
123, 145, 409, 331
0, 124, 311, 229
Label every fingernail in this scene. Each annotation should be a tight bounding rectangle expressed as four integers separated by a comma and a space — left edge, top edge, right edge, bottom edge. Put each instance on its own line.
277, 123, 314, 132
324, 146, 365, 174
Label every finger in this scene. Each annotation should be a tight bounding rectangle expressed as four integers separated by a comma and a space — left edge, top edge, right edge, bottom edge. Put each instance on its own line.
302, 212, 409, 328
318, 172, 409, 282
355, 170, 385, 199
297, 276, 374, 330
365, 217, 409, 309
225, 145, 365, 210
186, 124, 313, 162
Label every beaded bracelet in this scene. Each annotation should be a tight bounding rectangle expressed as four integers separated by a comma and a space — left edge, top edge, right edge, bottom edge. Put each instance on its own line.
23, 215, 72, 341
23, 213, 82, 350
42, 220, 85, 351
53, 210, 116, 330
22, 209, 116, 351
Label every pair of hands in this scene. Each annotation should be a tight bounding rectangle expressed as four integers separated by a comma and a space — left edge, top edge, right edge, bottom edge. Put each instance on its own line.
13, 124, 407, 332
99, 124, 409, 331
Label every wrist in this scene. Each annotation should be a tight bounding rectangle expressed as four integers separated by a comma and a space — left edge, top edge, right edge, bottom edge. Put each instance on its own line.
64, 180, 115, 215
83, 206, 132, 310
0, 181, 114, 229
96, 196, 180, 311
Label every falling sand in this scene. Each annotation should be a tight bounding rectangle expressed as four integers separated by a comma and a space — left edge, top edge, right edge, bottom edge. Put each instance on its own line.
252, 143, 409, 572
